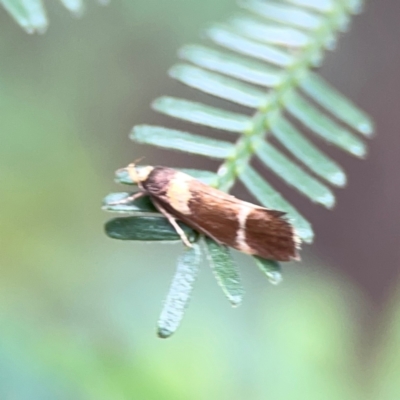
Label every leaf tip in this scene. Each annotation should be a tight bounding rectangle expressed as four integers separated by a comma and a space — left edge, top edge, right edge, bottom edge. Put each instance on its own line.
350, 142, 368, 158
230, 295, 243, 308
157, 326, 174, 339
115, 167, 134, 185
331, 171, 347, 187
267, 271, 283, 285
297, 227, 314, 244
104, 218, 122, 239
358, 121, 375, 138
318, 192, 335, 209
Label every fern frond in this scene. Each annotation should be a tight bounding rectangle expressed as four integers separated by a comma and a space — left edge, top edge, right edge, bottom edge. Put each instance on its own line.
104, 0, 374, 337
0, 0, 106, 33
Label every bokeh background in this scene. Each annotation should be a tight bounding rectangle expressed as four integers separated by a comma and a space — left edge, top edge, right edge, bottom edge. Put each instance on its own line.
1, 1, 400, 399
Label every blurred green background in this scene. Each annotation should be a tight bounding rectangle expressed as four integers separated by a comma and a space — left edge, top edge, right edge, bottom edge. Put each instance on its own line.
1, 1, 400, 399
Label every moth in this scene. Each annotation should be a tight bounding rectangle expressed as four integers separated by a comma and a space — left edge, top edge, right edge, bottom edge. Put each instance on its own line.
113, 164, 301, 261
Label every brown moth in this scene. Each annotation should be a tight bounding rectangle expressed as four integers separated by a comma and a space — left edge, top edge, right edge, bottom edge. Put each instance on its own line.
114, 164, 301, 262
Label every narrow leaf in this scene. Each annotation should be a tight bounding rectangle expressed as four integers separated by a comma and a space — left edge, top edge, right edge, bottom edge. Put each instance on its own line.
1, 0, 35, 33
131, 125, 234, 158
347, 0, 363, 14
169, 64, 267, 108
152, 97, 252, 133
179, 45, 282, 87
239, 166, 314, 243
22, 0, 47, 33
157, 244, 202, 338
206, 26, 295, 67
115, 167, 218, 186
301, 72, 374, 137
58, 0, 84, 14
285, 91, 367, 157
204, 237, 244, 307
240, 0, 323, 30
253, 257, 283, 285
105, 216, 198, 242
230, 16, 310, 48
253, 138, 335, 208
271, 117, 346, 186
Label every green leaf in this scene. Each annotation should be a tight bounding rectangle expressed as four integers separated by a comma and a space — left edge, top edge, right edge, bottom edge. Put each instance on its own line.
169, 64, 267, 108
105, 216, 198, 242
285, 91, 367, 157
21, 0, 47, 32
229, 16, 310, 48
238, 166, 314, 243
241, 0, 323, 30
179, 45, 282, 87
253, 138, 335, 208
204, 237, 244, 307
131, 125, 234, 158
347, 0, 363, 13
58, 0, 84, 14
1, 0, 103, 32
1, 0, 45, 33
270, 116, 346, 187
114, 168, 137, 186
301, 72, 374, 137
103, 0, 373, 331
114, 167, 218, 186
206, 26, 295, 67
157, 244, 202, 338
253, 257, 283, 285
152, 97, 252, 133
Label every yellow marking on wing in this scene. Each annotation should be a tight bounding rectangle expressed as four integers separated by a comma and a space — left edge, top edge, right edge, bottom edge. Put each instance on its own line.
166, 172, 194, 215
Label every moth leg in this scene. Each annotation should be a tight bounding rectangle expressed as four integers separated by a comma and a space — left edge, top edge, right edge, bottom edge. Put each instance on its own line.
109, 191, 145, 205
152, 200, 193, 248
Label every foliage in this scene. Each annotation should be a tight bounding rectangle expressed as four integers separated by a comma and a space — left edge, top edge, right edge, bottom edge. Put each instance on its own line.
0, 0, 107, 33
103, 0, 374, 337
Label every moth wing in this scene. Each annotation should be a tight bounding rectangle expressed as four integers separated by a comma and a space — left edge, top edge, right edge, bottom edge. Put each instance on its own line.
244, 208, 300, 261
188, 181, 283, 211
148, 172, 299, 261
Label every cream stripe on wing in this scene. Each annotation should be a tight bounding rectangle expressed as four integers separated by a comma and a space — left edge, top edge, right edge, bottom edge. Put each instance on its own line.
166, 172, 193, 215
236, 206, 253, 254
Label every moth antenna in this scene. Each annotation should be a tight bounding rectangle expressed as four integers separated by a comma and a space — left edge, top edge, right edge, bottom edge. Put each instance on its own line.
133, 156, 145, 165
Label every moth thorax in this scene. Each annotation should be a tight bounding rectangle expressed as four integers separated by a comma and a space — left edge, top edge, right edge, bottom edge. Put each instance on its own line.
126, 164, 154, 185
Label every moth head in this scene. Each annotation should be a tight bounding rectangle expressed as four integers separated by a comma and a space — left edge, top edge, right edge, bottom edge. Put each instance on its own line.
125, 163, 154, 187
